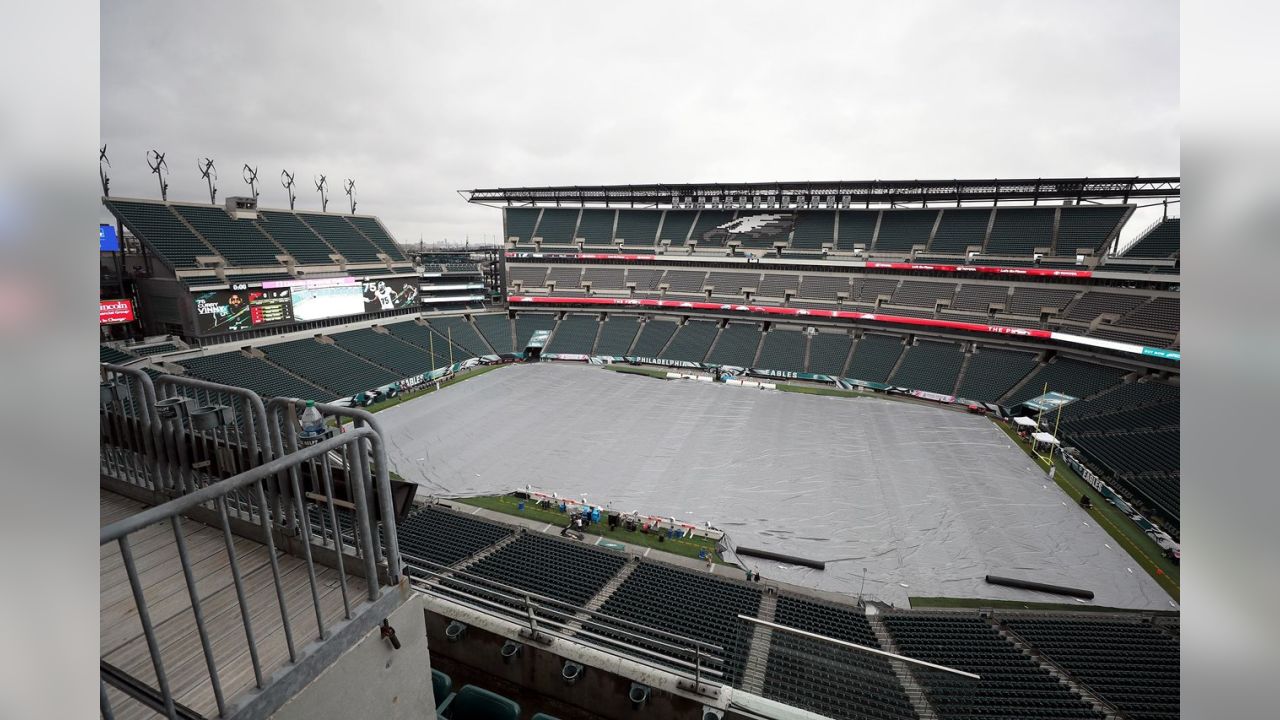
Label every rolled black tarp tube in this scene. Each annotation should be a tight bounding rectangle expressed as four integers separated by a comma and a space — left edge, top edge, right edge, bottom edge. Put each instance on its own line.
985, 574, 1094, 600
734, 546, 826, 570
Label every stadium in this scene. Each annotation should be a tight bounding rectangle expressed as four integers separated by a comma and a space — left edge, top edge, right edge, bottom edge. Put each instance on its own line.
99, 175, 1180, 720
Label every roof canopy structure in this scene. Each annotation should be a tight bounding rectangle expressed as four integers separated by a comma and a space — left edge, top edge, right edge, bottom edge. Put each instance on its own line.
463, 176, 1180, 209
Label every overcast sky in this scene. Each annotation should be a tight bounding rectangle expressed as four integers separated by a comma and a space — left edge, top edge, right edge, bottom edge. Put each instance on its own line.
101, 0, 1178, 247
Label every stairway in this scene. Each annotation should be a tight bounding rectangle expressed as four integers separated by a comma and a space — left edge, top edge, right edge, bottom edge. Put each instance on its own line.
440, 531, 520, 577
253, 349, 338, 398
738, 591, 778, 695
703, 325, 728, 364
885, 340, 912, 385
559, 560, 643, 638
582, 560, 638, 614
994, 620, 1120, 719
998, 358, 1048, 405
952, 350, 974, 397
865, 608, 940, 720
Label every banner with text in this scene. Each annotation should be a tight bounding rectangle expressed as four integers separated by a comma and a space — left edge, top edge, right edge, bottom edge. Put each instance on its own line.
99, 298, 135, 325
509, 295, 1179, 362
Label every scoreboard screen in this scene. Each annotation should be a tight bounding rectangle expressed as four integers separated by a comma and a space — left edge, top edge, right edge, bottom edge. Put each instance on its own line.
247, 289, 293, 325
100, 224, 119, 252
192, 276, 419, 335
193, 288, 294, 333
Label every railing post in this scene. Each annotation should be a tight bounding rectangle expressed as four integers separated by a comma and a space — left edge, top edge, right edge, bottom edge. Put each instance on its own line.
319, 402, 401, 583
525, 594, 541, 641
695, 643, 702, 694
100, 679, 115, 720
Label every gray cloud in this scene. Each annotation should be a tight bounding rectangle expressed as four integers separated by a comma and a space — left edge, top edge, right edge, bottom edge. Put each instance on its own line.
102, 0, 1178, 246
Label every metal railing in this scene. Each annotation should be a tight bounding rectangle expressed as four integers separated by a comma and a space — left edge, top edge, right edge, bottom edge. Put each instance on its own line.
736, 615, 980, 680
99, 366, 402, 719
733, 614, 977, 719
264, 397, 401, 584
100, 365, 273, 503
405, 556, 727, 695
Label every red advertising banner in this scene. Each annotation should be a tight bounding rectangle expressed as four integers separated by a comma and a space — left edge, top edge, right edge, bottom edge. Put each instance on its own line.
99, 298, 135, 324
867, 261, 1092, 278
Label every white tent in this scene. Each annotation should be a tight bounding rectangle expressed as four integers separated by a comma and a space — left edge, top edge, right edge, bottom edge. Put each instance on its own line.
1031, 431, 1061, 446
1013, 416, 1038, 428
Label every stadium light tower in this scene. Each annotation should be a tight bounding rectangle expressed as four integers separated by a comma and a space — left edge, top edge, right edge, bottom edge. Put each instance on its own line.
315, 174, 329, 212
146, 149, 169, 201
242, 164, 260, 202
281, 169, 297, 209
344, 178, 357, 214
99, 142, 112, 196
198, 157, 218, 205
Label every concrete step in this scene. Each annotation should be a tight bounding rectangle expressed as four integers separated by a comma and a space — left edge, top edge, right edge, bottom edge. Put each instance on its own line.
994, 621, 1121, 719
583, 559, 638, 614
738, 590, 778, 695
865, 609, 940, 720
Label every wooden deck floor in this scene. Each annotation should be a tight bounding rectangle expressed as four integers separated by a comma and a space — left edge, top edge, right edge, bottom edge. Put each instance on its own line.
101, 491, 367, 719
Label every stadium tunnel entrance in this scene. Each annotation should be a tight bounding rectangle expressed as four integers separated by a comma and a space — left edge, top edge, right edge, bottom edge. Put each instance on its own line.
523, 329, 550, 361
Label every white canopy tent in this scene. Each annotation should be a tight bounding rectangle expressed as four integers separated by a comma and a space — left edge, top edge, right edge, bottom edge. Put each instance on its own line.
1032, 431, 1061, 446
1013, 416, 1038, 428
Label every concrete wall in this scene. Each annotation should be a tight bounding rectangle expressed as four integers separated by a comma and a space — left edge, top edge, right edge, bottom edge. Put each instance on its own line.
270, 594, 435, 720
424, 606, 719, 720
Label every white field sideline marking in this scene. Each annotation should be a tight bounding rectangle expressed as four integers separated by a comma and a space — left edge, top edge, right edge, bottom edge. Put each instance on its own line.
736, 615, 981, 680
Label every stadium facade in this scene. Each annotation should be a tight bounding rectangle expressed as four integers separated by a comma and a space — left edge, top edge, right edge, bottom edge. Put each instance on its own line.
100, 177, 1180, 719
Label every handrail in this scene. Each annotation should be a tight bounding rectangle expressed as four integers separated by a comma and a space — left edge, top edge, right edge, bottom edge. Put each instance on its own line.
415, 574, 726, 676
267, 396, 403, 584
101, 428, 374, 543
408, 566, 727, 690
100, 369, 403, 720
736, 615, 982, 680
404, 556, 724, 653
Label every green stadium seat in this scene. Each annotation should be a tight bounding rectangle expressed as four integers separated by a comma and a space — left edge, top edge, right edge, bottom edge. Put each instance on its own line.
594, 315, 641, 356
986, 208, 1055, 255
172, 205, 285, 267
576, 208, 617, 247
437, 685, 520, 720
257, 211, 337, 264
1056, 206, 1127, 254
929, 208, 991, 254
504, 208, 540, 245
835, 210, 877, 251
105, 199, 217, 269
297, 212, 383, 262
1121, 218, 1179, 259
889, 340, 964, 394
533, 209, 579, 245
659, 210, 698, 246
791, 212, 835, 250
544, 314, 600, 354
874, 210, 938, 253
431, 669, 452, 708
615, 210, 661, 249
955, 347, 1039, 403
845, 334, 905, 383
346, 216, 408, 260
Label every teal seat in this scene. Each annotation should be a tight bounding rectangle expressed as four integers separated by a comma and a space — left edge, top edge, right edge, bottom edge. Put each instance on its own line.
437, 685, 520, 720
431, 669, 452, 709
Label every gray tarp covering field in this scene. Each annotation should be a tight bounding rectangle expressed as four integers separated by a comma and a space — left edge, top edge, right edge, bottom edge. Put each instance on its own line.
379, 363, 1173, 610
